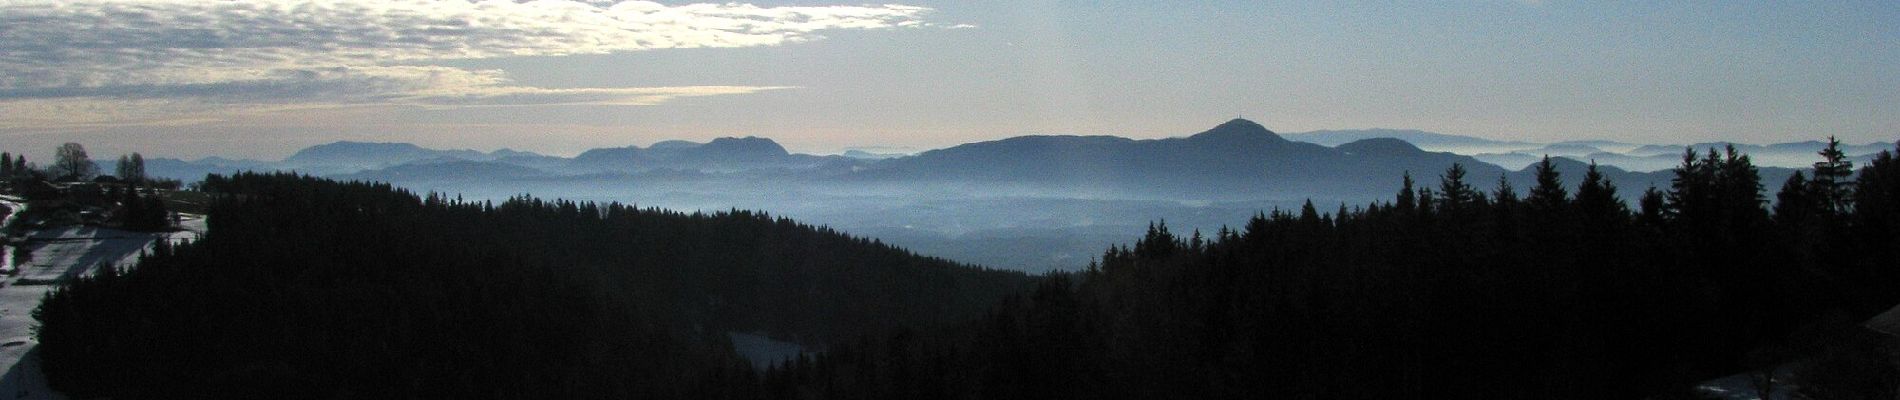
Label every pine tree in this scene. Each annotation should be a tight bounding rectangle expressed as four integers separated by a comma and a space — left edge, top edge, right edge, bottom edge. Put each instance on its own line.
1811, 136, 1854, 216
1437, 163, 1479, 213
1135, 221, 1178, 259
1575, 161, 1625, 222
1396, 172, 1417, 215
1493, 174, 1519, 205
1774, 171, 1815, 227
1639, 187, 1666, 227
1667, 148, 1717, 224
1299, 200, 1322, 226
1, 152, 13, 177
1528, 156, 1567, 212
1852, 143, 1900, 253
1716, 145, 1768, 228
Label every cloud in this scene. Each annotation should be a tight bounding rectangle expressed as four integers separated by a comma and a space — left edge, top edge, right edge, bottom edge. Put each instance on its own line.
0, 0, 936, 126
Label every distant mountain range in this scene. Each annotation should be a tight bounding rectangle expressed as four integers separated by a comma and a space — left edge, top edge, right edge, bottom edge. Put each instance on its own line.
569, 136, 850, 173
120, 119, 1892, 272
852, 119, 1495, 200
133, 119, 1891, 205
1282, 128, 1539, 152
1286, 129, 1891, 172
141, 137, 866, 183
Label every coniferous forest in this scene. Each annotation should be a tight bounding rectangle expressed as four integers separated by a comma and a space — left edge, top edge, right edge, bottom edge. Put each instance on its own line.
33, 142, 1900, 399
32, 173, 1032, 398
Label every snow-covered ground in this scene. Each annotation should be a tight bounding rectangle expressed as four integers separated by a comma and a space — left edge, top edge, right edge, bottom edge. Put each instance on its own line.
0, 214, 203, 399
0, 196, 19, 236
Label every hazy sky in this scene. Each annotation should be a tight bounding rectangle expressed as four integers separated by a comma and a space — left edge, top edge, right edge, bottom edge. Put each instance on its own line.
1, 0, 1895, 161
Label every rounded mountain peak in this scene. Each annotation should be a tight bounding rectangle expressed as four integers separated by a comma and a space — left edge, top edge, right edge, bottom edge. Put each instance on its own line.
1336, 137, 1424, 155
1188, 118, 1285, 144
701, 136, 789, 157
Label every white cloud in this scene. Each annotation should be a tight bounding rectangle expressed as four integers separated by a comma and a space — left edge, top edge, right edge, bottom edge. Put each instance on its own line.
0, 0, 936, 126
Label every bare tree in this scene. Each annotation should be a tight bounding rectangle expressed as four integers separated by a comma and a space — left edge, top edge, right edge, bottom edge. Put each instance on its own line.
116, 153, 147, 184
51, 142, 98, 182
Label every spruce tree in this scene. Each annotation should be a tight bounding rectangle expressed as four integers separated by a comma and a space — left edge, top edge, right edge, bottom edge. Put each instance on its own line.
1639, 187, 1666, 227
1852, 144, 1899, 253
1396, 172, 1417, 215
1528, 156, 1567, 212
1811, 136, 1854, 216
1575, 161, 1625, 222
1299, 200, 1321, 226
1773, 171, 1815, 227
1493, 174, 1519, 206
1667, 148, 1718, 225
1716, 145, 1768, 228
1437, 163, 1479, 213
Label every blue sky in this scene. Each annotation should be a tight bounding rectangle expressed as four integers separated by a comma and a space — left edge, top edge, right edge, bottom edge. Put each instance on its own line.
1, 0, 1895, 161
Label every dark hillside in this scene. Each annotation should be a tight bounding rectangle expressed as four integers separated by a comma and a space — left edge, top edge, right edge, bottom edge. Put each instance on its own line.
756, 142, 1900, 399
33, 172, 1031, 399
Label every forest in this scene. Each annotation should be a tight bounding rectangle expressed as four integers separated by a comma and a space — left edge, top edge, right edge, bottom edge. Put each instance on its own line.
31, 173, 1031, 398
750, 142, 1900, 399
32, 140, 1900, 399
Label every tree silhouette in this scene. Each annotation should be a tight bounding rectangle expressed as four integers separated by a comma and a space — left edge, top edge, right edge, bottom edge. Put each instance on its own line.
1528, 155, 1568, 212
1437, 163, 1481, 214
50, 143, 98, 182
1812, 136, 1854, 216
115, 153, 147, 184
1575, 161, 1625, 223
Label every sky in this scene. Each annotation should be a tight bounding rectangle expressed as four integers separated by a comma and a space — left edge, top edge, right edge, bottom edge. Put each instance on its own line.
0, 0, 1896, 161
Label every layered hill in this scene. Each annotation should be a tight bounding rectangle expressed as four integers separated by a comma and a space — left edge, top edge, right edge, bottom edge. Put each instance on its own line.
855, 119, 1507, 200
569, 136, 849, 173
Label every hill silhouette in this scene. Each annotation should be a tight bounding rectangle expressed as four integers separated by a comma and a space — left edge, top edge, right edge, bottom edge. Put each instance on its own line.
855, 118, 1506, 200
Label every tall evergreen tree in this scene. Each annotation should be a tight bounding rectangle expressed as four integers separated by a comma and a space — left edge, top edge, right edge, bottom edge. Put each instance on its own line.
1851, 144, 1900, 298
1575, 161, 1625, 222
1528, 156, 1568, 212
1716, 145, 1769, 228
1811, 136, 1854, 216
1855, 145, 1900, 230
1639, 186, 1666, 227
1, 152, 12, 177
1667, 148, 1719, 225
1493, 174, 1519, 206
1437, 163, 1480, 213
1774, 171, 1816, 228
1396, 172, 1417, 215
